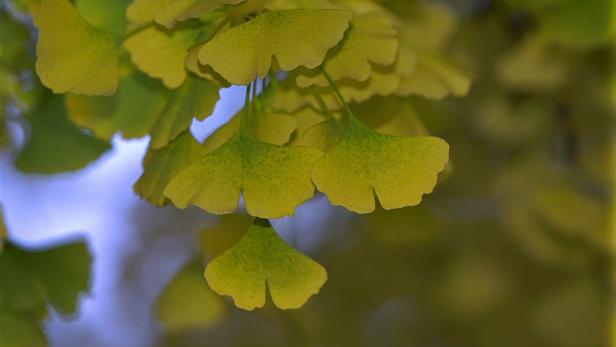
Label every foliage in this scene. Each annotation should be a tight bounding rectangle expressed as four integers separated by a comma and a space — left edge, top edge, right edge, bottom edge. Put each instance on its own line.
0, 0, 614, 345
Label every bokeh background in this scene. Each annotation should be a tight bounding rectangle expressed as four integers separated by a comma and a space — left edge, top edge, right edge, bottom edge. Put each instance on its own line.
1, 0, 613, 346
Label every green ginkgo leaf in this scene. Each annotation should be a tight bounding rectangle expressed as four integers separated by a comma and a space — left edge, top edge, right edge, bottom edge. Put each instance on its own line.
0, 313, 46, 347
68, 73, 220, 149
205, 219, 327, 310
17, 93, 111, 174
127, 0, 243, 28
312, 116, 449, 213
134, 131, 203, 206
198, 9, 352, 85
1, 239, 92, 315
124, 22, 211, 88
75, 0, 131, 35
296, 11, 399, 87
156, 259, 226, 333
28, 0, 120, 96
351, 96, 429, 137
164, 132, 322, 218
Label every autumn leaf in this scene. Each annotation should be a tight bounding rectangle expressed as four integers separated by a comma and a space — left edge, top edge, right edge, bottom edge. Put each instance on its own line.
198, 9, 352, 85
164, 131, 322, 218
205, 219, 327, 310
28, 0, 120, 95
296, 11, 399, 87
312, 116, 449, 213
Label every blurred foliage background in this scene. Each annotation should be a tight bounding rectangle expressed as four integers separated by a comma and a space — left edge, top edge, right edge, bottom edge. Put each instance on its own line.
0, 0, 614, 346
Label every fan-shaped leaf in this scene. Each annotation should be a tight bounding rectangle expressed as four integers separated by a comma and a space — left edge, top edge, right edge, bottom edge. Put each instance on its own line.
156, 259, 225, 332
164, 132, 322, 218
28, 0, 120, 95
296, 11, 398, 87
312, 116, 448, 213
198, 9, 352, 85
205, 219, 327, 310
134, 131, 203, 206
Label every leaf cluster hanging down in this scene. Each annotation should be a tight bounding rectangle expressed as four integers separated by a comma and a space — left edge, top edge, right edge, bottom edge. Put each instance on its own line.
18, 0, 470, 310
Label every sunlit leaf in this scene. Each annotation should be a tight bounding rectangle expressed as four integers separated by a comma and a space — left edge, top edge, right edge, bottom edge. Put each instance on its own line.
198, 9, 352, 85
156, 259, 225, 332
124, 22, 211, 88
28, 0, 120, 95
17, 93, 110, 174
205, 219, 327, 310
164, 131, 323, 218
296, 11, 399, 87
312, 116, 449, 213
127, 0, 244, 28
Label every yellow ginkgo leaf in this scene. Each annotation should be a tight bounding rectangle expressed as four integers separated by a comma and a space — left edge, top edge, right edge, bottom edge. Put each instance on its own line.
312, 116, 449, 213
205, 218, 327, 310
198, 9, 352, 85
124, 23, 207, 89
296, 11, 399, 87
164, 132, 323, 218
156, 259, 226, 333
127, 0, 244, 28
288, 107, 328, 145
134, 131, 203, 206
28, 0, 120, 96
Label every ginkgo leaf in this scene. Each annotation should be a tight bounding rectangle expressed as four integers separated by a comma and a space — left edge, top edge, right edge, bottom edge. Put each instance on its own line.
198, 9, 352, 85
124, 22, 211, 88
127, 0, 243, 28
28, 0, 120, 96
164, 132, 323, 218
296, 11, 399, 87
134, 131, 203, 206
0, 210, 6, 253
497, 34, 568, 91
0, 313, 46, 347
397, 51, 470, 99
270, 67, 402, 114
66, 69, 168, 140
294, 114, 344, 151
350, 96, 429, 137
17, 93, 110, 174
312, 116, 449, 213
156, 259, 225, 333
205, 218, 327, 310
75, 0, 131, 35
245, 111, 297, 145
199, 214, 254, 258
68, 73, 220, 149
288, 107, 328, 145
1, 239, 92, 315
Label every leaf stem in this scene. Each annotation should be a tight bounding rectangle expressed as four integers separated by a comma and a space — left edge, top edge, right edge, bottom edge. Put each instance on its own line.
321, 67, 354, 120
241, 82, 252, 133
